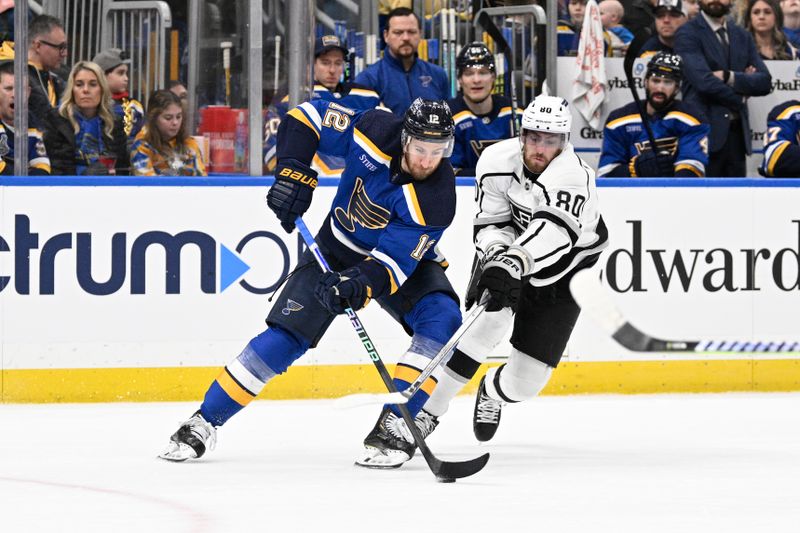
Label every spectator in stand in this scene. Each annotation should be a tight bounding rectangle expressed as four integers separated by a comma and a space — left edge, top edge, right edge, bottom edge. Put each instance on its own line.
780, 0, 800, 46
0, 61, 50, 175
92, 48, 145, 149
624, 0, 658, 35
640, 0, 687, 57
760, 99, 800, 176
558, 0, 587, 56
42, 61, 129, 175
598, 52, 709, 177
447, 42, 521, 176
131, 90, 206, 176
746, 0, 800, 58
683, 0, 701, 17
263, 35, 381, 175
27, 15, 67, 124
601, 0, 635, 55
168, 80, 188, 101
675, 0, 772, 176
355, 7, 448, 114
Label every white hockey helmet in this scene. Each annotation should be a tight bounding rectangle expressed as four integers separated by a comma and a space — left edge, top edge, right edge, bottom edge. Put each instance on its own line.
520, 95, 572, 135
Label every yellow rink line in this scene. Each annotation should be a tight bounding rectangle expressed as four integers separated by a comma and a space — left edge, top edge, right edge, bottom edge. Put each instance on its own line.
2, 359, 799, 403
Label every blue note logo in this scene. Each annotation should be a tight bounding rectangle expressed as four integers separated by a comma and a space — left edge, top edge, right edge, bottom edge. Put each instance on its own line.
281, 299, 304, 315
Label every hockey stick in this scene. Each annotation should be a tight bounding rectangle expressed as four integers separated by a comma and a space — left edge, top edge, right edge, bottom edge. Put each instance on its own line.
569, 268, 800, 353
476, 11, 519, 135
623, 30, 673, 174
295, 217, 490, 481
337, 297, 488, 407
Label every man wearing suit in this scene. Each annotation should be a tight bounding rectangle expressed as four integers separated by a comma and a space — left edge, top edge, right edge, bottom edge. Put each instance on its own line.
674, 0, 772, 176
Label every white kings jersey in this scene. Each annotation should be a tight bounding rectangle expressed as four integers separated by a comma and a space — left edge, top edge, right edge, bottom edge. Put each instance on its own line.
474, 138, 609, 286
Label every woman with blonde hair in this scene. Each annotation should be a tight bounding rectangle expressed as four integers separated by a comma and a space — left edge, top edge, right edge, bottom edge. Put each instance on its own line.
42, 61, 129, 175
130, 89, 206, 176
745, 0, 800, 59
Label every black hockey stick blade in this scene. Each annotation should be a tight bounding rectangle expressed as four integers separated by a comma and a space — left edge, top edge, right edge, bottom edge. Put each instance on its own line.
570, 268, 800, 353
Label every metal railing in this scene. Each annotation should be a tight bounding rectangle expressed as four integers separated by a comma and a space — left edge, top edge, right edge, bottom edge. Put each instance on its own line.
472, 4, 553, 108
102, 1, 173, 103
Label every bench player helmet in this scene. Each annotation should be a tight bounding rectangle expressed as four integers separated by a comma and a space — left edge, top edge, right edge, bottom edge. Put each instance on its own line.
645, 52, 682, 110
402, 98, 456, 157
456, 42, 496, 77
645, 52, 683, 82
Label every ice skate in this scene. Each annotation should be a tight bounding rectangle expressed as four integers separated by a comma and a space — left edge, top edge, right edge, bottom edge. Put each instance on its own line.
355, 407, 439, 468
473, 375, 504, 442
158, 411, 217, 462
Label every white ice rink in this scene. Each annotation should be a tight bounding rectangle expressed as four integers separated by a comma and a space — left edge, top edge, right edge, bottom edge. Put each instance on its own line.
1, 392, 798, 533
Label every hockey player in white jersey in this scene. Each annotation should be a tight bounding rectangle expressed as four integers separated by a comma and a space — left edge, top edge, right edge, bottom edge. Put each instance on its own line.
420, 95, 609, 443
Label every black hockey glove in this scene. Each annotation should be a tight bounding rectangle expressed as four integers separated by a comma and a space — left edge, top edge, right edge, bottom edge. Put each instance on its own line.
465, 244, 508, 310
315, 267, 373, 315
266, 159, 318, 233
631, 150, 674, 177
477, 254, 524, 312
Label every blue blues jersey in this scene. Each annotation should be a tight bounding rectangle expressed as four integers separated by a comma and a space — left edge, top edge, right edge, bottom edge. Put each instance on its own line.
0, 120, 51, 175
598, 100, 710, 177
111, 93, 145, 147
264, 82, 380, 176
761, 100, 800, 177
277, 99, 456, 296
447, 95, 521, 176
639, 35, 674, 59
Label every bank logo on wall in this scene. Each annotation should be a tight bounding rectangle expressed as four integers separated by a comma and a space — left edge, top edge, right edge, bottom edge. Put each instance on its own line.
0, 215, 293, 295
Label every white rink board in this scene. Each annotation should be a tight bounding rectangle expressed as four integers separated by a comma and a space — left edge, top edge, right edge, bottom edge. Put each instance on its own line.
0, 181, 798, 370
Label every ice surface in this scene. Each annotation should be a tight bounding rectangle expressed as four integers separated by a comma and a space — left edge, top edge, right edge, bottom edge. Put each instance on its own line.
1, 393, 798, 533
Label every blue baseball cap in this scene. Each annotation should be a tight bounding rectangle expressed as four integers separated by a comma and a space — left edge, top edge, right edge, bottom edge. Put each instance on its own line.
314, 35, 348, 58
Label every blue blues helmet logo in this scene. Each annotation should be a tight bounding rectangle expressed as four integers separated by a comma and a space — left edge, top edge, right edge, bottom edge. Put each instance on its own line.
634, 62, 645, 76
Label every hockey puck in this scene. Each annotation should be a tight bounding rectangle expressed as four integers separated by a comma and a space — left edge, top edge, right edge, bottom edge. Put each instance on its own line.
436, 476, 456, 483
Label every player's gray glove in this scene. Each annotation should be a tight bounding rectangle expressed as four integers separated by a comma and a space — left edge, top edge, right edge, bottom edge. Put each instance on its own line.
266, 159, 318, 233
315, 267, 373, 315
631, 150, 674, 177
477, 254, 524, 312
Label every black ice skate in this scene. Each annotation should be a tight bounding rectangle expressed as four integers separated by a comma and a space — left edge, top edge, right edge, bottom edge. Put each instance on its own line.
158, 411, 217, 462
473, 375, 504, 442
355, 407, 439, 468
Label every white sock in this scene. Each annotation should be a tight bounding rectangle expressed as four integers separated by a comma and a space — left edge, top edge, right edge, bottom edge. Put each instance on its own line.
423, 366, 468, 417
484, 349, 553, 402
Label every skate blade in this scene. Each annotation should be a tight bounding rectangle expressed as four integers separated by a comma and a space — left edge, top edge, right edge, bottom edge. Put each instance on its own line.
354, 446, 410, 469
158, 441, 198, 462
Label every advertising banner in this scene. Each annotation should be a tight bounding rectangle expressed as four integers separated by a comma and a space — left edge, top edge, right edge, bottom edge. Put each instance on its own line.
1, 179, 798, 399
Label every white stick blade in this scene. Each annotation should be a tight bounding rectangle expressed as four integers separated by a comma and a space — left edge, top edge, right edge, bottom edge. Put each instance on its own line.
333, 392, 408, 410
569, 268, 627, 335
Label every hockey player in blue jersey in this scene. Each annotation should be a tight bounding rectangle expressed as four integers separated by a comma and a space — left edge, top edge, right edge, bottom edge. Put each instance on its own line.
760, 100, 800, 177
598, 52, 709, 177
263, 34, 380, 175
448, 42, 521, 176
160, 98, 461, 467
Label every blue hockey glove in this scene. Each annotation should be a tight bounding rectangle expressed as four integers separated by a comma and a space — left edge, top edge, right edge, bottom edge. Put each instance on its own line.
477, 254, 524, 312
631, 150, 674, 177
266, 159, 318, 233
315, 267, 373, 315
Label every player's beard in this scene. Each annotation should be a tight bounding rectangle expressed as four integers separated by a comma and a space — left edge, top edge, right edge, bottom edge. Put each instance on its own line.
646, 89, 674, 111
700, 1, 730, 17
403, 151, 438, 181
